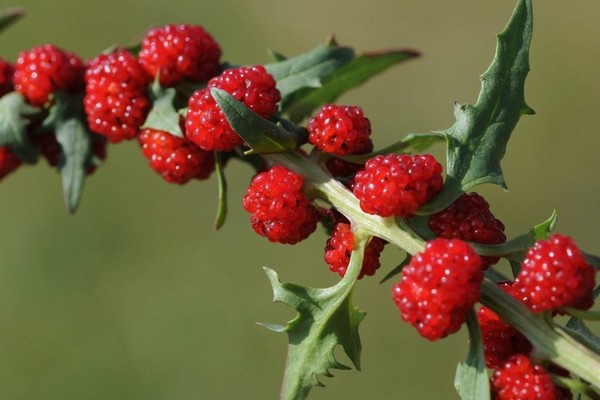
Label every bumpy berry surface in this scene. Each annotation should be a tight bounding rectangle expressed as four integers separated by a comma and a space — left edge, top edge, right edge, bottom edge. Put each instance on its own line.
353, 153, 443, 217
185, 65, 281, 151
13, 44, 84, 106
138, 23, 221, 87
392, 238, 483, 341
429, 192, 506, 268
325, 222, 386, 279
513, 234, 596, 312
491, 355, 562, 400
477, 305, 532, 370
0, 57, 14, 97
0, 146, 22, 180
138, 128, 215, 184
242, 165, 320, 244
84, 50, 150, 143
307, 104, 373, 156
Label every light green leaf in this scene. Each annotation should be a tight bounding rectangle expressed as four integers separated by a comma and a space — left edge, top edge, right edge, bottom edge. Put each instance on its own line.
421, 0, 534, 213
213, 152, 227, 230
141, 79, 184, 137
0, 91, 40, 163
454, 311, 490, 400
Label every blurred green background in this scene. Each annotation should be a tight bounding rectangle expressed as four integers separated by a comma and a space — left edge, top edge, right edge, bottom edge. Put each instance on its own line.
1, 1, 599, 399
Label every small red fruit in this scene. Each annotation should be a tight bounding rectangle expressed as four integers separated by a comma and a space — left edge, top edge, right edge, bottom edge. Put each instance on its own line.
0, 57, 14, 97
185, 65, 280, 151
491, 355, 563, 400
392, 238, 483, 341
138, 128, 215, 184
307, 104, 373, 156
353, 153, 443, 218
0, 146, 22, 180
242, 165, 320, 244
138, 23, 221, 87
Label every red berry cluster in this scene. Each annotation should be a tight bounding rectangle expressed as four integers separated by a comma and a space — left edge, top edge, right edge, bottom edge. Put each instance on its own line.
242, 165, 320, 244
138, 23, 221, 87
308, 104, 373, 156
138, 127, 215, 184
324, 222, 386, 279
429, 192, 506, 268
392, 238, 483, 341
185, 65, 281, 151
353, 153, 443, 217
13, 44, 84, 106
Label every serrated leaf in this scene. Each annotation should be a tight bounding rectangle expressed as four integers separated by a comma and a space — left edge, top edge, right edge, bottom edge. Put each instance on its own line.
455, 311, 490, 400
0, 7, 25, 34
265, 43, 355, 102
422, 0, 534, 213
285, 48, 420, 122
141, 80, 184, 137
263, 235, 369, 400
210, 88, 298, 154
0, 91, 40, 163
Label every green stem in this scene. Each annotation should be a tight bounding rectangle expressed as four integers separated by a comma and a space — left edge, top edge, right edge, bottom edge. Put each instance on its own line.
264, 151, 426, 255
481, 279, 600, 391
265, 149, 600, 392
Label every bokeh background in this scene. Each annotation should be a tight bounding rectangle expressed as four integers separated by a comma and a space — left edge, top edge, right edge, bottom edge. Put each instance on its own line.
0, 1, 599, 399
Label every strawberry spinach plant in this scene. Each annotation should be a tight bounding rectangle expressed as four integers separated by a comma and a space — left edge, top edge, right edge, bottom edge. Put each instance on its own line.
1, 1, 599, 399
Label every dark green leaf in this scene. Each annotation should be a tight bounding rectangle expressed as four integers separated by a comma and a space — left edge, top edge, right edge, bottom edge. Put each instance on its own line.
265, 42, 355, 102
343, 132, 445, 164
210, 88, 298, 154
44, 92, 94, 213
455, 310, 490, 400
563, 318, 600, 356
285, 48, 420, 122
421, 0, 534, 213
0, 7, 25, 34
0, 91, 40, 163
141, 80, 184, 137
213, 152, 227, 230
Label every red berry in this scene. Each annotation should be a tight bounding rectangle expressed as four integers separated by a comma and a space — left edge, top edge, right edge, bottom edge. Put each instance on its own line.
325, 158, 364, 179
325, 222, 386, 279
242, 165, 320, 244
491, 355, 561, 400
477, 305, 532, 370
138, 128, 215, 184
0, 146, 22, 180
429, 192, 506, 268
185, 65, 281, 151
307, 104, 373, 156
138, 23, 221, 87
353, 153, 443, 218
84, 50, 150, 143
0, 57, 14, 97
392, 238, 483, 341
13, 44, 84, 106
513, 234, 596, 312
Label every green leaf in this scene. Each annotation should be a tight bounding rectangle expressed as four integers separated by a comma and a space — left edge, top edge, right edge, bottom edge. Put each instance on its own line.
210, 88, 299, 154
285, 48, 420, 122
0, 7, 25, 34
265, 41, 355, 102
454, 310, 490, 400
263, 235, 369, 400
141, 79, 184, 137
563, 318, 600, 356
470, 210, 556, 265
44, 92, 94, 213
213, 152, 227, 230
343, 132, 445, 164
0, 91, 40, 163
422, 0, 534, 213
